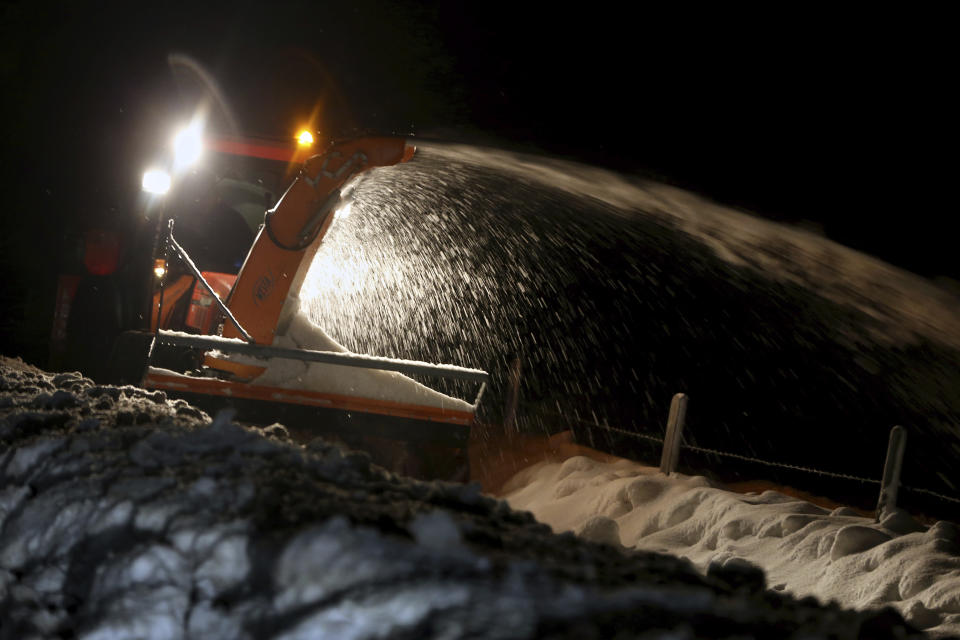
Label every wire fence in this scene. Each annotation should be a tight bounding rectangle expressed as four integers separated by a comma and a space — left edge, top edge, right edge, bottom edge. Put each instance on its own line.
899, 485, 960, 506
679, 442, 882, 485
545, 408, 960, 510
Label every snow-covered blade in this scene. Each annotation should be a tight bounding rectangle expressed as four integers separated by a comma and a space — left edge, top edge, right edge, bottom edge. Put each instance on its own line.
157, 329, 489, 385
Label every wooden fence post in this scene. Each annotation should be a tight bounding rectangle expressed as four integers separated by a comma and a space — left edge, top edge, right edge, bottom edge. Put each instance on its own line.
876, 425, 907, 521
660, 393, 688, 475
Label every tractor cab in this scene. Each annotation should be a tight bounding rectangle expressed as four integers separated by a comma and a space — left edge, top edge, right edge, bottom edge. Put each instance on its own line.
52, 128, 315, 380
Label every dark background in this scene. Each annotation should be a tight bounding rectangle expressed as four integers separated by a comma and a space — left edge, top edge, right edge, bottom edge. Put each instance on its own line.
0, 1, 953, 364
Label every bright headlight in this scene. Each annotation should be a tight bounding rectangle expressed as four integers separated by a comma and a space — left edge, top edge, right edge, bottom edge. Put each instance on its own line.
142, 169, 171, 195
172, 118, 204, 171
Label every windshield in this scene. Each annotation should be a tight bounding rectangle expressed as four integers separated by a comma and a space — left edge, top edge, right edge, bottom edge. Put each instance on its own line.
205, 151, 292, 233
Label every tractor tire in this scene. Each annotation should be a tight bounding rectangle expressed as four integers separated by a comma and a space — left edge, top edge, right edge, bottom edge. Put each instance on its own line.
106, 330, 154, 386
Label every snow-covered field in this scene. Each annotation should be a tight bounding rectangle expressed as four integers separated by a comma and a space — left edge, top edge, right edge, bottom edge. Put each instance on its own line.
505, 455, 960, 637
0, 355, 935, 638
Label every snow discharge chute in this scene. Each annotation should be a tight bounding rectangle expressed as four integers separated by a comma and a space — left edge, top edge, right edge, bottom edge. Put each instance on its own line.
213, 137, 416, 370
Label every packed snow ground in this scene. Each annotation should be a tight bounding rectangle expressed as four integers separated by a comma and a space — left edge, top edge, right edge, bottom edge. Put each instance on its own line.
0, 355, 931, 638
505, 455, 960, 637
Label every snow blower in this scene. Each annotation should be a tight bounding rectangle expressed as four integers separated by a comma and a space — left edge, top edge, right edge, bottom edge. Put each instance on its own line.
128, 136, 487, 475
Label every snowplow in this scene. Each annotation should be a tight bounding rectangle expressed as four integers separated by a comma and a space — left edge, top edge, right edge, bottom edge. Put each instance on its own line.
82, 130, 488, 478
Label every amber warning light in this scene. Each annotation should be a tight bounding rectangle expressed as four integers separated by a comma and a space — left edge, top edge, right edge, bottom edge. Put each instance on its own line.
297, 130, 314, 146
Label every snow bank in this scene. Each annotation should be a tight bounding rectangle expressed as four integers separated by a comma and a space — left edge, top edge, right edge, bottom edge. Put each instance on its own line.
240, 310, 474, 412
505, 456, 960, 637
0, 355, 928, 638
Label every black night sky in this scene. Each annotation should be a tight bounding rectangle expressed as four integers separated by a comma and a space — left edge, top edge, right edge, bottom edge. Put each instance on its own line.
0, 1, 953, 362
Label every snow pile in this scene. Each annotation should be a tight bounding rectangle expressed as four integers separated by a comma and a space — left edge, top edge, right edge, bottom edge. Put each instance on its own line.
0, 355, 928, 638
505, 455, 960, 637
246, 310, 473, 412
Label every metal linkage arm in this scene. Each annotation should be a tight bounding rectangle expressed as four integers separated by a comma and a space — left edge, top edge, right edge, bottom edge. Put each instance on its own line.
165, 219, 255, 343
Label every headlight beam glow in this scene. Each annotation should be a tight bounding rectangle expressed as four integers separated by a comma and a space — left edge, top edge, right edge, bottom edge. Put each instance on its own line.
142, 169, 172, 195
172, 118, 204, 171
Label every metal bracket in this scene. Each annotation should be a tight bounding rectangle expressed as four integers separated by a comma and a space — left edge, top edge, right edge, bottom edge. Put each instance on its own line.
157, 219, 255, 343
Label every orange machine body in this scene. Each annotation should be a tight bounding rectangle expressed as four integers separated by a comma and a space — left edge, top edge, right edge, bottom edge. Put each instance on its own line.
143, 370, 474, 427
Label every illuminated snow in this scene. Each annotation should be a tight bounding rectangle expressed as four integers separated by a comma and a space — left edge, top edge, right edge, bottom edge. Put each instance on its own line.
505, 455, 960, 636
421, 143, 960, 350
